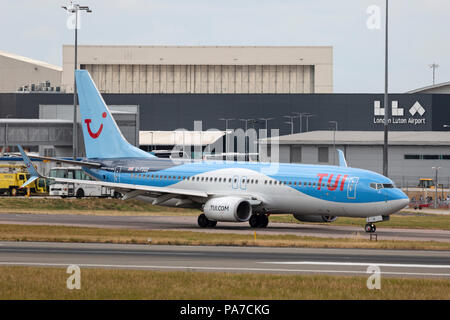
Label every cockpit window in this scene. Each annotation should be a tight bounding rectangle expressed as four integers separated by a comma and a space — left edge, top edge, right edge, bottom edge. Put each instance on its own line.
370, 182, 396, 189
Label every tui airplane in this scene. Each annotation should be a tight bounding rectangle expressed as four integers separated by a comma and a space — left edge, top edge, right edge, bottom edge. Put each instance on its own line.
18, 70, 409, 233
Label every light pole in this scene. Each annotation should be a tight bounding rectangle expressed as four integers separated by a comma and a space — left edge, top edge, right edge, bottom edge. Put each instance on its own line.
383, 0, 389, 177
219, 118, 235, 153
284, 115, 298, 134
258, 118, 274, 132
293, 112, 310, 133
62, 2, 92, 160
305, 114, 316, 132
329, 121, 338, 165
432, 166, 441, 208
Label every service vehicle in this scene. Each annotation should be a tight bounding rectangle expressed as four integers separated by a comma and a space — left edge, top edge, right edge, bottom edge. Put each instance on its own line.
49, 166, 117, 198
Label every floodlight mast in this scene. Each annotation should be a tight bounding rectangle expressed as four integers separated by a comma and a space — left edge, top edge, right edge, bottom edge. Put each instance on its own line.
383, 0, 389, 177
62, 2, 92, 160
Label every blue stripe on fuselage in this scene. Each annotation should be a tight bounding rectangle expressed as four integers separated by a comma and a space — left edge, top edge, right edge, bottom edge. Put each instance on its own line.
84, 158, 404, 204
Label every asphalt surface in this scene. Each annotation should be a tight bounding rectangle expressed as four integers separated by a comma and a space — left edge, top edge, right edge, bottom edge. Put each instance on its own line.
0, 242, 449, 278
0, 213, 449, 242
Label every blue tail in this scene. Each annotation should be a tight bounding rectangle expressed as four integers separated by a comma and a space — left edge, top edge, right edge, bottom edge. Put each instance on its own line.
75, 70, 154, 159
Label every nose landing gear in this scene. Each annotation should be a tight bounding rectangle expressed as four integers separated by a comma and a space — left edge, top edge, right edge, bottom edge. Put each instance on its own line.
364, 215, 389, 233
364, 223, 376, 233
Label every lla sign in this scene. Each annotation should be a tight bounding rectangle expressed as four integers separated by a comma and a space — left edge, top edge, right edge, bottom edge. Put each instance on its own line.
372, 100, 429, 127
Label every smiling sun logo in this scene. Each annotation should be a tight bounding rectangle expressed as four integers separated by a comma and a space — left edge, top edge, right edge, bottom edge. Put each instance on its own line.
85, 112, 107, 139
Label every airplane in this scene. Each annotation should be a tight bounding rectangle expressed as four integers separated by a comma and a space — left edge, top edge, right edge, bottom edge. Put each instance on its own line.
18, 69, 410, 233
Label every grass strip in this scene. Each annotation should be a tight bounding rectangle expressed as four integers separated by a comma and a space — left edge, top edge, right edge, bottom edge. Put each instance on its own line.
0, 266, 448, 300
270, 213, 450, 230
0, 224, 448, 250
0, 198, 448, 230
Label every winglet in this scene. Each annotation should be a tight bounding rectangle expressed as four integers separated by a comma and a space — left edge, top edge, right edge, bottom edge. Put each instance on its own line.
337, 149, 348, 167
17, 145, 42, 188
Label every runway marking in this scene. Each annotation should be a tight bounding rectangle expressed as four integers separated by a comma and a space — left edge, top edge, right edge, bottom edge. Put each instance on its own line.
259, 261, 450, 269
0, 262, 449, 277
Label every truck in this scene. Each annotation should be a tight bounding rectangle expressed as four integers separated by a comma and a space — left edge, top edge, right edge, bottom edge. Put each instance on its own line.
49, 166, 118, 198
0, 165, 49, 196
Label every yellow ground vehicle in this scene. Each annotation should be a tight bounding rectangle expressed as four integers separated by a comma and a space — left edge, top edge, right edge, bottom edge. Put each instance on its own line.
0, 165, 49, 196
418, 178, 435, 189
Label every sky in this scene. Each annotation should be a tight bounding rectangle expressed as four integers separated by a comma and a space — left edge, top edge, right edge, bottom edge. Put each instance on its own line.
1, 0, 449, 93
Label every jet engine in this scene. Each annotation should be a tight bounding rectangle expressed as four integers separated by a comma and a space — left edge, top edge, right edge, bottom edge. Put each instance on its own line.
293, 214, 337, 223
204, 197, 252, 222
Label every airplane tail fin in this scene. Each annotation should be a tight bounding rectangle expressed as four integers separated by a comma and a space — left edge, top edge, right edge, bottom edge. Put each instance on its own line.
75, 70, 154, 159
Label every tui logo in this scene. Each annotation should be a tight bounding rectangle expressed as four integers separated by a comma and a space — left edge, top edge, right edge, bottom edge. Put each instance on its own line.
85, 112, 106, 139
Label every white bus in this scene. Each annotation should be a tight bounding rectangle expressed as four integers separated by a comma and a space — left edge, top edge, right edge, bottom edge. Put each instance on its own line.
49, 166, 119, 198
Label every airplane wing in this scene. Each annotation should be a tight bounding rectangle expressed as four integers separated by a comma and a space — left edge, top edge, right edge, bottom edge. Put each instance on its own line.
17, 145, 208, 203
11, 152, 102, 168
17, 145, 263, 206
49, 177, 208, 199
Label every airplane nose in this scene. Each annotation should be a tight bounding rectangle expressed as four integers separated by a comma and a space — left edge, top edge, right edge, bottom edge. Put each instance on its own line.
400, 197, 410, 208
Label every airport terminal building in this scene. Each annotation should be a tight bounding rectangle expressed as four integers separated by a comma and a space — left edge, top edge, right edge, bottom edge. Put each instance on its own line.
1, 45, 450, 187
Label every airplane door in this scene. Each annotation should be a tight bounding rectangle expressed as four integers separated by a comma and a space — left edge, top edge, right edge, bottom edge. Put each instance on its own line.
232, 175, 239, 189
347, 177, 359, 199
240, 176, 247, 191
114, 167, 121, 183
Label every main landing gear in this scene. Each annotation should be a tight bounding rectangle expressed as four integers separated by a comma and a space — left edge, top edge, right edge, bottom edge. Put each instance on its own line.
197, 213, 217, 228
364, 223, 376, 233
249, 214, 269, 228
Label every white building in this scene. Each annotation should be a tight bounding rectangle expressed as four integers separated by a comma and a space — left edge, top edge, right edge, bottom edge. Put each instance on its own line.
62, 45, 333, 94
0, 50, 62, 93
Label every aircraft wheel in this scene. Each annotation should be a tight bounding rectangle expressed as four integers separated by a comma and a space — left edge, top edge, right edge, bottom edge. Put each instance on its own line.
249, 214, 259, 228
207, 220, 217, 228
258, 214, 269, 228
198, 214, 210, 228
365, 223, 376, 233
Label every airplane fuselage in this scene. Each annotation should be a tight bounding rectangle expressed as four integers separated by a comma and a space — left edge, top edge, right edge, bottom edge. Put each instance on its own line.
84, 157, 409, 218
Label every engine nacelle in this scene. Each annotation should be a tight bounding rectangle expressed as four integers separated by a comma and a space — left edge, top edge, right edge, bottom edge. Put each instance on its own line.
204, 197, 252, 222
293, 214, 337, 223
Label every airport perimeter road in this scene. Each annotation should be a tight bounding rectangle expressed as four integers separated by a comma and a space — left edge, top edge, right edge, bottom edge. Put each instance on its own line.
0, 213, 449, 242
0, 242, 449, 278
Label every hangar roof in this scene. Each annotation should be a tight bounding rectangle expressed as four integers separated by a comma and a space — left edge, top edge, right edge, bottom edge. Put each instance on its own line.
407, 81, 450, 94
260, 130, 450, 146
0, 50, 62, 72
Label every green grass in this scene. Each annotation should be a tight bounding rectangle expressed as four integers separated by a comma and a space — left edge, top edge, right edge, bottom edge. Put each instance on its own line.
270, 213, 450, 230
0, 266, 448, 300
0, 224, 448, 251
0, 197, 200, 216
0, 198, 448, 230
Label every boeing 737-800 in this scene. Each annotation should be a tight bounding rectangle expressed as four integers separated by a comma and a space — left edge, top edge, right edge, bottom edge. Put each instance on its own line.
19, 70, 409, 233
